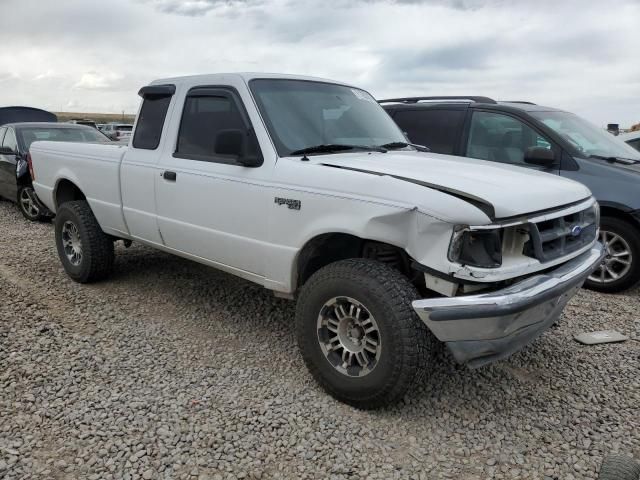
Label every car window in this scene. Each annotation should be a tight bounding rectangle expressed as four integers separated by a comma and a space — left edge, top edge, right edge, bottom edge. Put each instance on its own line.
392, 109, 465, 154
2, 128, 18, 152
18, 127, 108, 150
133, 95, 172, 150
466, 111, 552, 165
0, 127, 6, 146
175, 89, 261, 165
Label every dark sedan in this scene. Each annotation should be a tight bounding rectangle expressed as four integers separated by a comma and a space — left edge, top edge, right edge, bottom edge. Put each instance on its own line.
0, 123, 111, 221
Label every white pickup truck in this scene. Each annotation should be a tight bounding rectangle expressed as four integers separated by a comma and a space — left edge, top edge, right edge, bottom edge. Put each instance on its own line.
31, 73, 604, 408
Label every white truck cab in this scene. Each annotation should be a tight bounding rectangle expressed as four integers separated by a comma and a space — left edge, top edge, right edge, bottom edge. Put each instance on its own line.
31, 73, 603, 408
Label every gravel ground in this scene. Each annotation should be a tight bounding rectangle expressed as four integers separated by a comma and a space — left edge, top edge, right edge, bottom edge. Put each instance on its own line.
0, 200, 638, 480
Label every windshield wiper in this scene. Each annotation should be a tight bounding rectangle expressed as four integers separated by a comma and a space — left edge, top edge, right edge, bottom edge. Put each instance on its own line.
589, 154, 639, 164
378, 141, 430, 152
290, 144, 387, 156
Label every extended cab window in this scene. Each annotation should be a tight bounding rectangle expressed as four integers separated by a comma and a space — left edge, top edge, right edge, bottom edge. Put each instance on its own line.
466, 111, 552, 165
133, 96, 172, 150
175, 88, 262, 165
392, 109, 464, 154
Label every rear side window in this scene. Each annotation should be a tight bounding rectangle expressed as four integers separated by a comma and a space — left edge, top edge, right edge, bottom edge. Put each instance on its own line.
132, 96, 172, 150
392, 109, 465, 154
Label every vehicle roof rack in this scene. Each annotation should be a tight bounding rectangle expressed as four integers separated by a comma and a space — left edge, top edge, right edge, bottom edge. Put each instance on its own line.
502, 101, 537, 105
378, 96, 497, 105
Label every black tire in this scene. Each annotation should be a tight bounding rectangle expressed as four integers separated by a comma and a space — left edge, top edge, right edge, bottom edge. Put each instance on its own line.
598, 454, 640, 480
295, 259, 435, 409
54, 201, 114, 283
17, 185, 49, 222
584, 216, 640, 293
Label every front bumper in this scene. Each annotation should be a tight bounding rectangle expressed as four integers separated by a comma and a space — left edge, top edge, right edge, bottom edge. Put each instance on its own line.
412, 244, 605, 368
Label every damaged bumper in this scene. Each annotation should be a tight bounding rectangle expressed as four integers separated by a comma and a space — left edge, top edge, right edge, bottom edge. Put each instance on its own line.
412, 244, 605, 368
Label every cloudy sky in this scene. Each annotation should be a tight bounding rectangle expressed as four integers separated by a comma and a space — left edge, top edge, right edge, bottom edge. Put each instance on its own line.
0, 0, 638, 127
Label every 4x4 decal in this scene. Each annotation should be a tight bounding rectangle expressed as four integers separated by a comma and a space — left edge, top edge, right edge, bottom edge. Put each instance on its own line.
274, 197, 301, 210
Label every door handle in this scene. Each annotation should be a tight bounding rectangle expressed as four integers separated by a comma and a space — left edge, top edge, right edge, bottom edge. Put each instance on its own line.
163, 170, 177, 181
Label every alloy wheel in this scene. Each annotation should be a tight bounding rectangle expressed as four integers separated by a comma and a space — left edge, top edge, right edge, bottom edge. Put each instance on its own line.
20, 187, 40, 219
589, 229, 633, 284
61, 221, 83, 266
316, 296, 381, 377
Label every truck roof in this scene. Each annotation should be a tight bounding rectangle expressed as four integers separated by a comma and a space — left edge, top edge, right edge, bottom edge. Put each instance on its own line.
149, 72, 357, 88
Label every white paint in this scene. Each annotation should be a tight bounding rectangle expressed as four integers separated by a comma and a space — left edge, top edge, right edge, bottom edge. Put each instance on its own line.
31, 73, 597, 295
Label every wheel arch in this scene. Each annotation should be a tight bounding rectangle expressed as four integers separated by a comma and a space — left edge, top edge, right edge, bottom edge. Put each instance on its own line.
54, 178, 87, 209
293, 231, 416, 291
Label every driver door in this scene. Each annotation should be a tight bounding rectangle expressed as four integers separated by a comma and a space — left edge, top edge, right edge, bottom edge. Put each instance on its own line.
155, 87, 271, 276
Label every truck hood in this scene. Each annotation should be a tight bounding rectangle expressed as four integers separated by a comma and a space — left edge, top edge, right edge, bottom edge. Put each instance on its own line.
315, 150, 592, 220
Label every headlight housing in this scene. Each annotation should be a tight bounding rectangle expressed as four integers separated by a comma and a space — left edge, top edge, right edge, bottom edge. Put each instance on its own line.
448, 226, 503, 268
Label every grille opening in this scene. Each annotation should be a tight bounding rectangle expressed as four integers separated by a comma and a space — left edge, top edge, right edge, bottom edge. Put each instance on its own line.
523, 206, 597, 263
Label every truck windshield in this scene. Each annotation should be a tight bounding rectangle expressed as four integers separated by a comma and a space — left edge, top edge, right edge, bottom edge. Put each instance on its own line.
530, 111, 640, 161
249, 79, 408, 157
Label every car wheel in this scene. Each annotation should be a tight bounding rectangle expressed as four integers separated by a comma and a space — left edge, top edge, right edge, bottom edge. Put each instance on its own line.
598, 454, 640, 480
54, 200, 114, 283
17, 185, 48, 222
585, 217, 640, 293
295, 258, 435, 409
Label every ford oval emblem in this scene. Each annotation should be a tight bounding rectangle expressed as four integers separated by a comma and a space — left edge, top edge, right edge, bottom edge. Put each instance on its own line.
570, 225, 582, 237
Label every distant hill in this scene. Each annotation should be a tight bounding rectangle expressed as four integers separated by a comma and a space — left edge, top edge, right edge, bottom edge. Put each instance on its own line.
54, 112, 136, 124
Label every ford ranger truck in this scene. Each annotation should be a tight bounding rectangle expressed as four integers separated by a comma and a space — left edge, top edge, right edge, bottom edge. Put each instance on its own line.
29, 74, 604, 409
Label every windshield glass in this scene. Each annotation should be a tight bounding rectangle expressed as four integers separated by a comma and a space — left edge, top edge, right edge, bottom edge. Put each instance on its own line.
249, 79, 407, 156
531, 111, 640, 160
18, 127, 110, 150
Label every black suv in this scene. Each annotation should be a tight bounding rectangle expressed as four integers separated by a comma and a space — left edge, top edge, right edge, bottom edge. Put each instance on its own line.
382, 96, 640, 293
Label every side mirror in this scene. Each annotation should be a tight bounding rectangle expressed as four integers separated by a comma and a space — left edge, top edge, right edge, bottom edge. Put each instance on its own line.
214, 129, 263, 167
0, 146, 16, 156
524, 146, 556, 167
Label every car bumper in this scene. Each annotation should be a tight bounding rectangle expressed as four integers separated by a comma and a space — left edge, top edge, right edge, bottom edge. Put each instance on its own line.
412, 244, 605, 368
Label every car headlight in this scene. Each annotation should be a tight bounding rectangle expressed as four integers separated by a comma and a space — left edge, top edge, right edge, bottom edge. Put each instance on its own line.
448, 226, 503, 268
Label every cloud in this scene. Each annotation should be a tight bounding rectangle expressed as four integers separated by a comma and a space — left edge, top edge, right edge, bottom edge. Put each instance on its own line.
74, 72, 125, 90
142, 0, 259, 16
0, 0, 638, 126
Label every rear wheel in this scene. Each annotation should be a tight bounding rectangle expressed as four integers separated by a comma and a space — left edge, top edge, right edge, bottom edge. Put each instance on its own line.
54, 201, 114, 283
585, 217, 640, 293
17, 185, 49, 222
295, 259, 435, 409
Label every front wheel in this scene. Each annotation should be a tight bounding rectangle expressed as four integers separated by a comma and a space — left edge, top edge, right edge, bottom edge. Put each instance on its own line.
17, 185, 49, 222
585, 217, 640, 293
295, 259, 435, 409
54, 201, 114, 283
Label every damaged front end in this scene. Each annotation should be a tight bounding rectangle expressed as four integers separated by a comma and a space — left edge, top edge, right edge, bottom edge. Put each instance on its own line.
412, 245, 604, 368
409, 197, 602, 367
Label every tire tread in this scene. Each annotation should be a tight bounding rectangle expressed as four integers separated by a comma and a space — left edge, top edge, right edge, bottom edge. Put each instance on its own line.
295, 259, 435, 409
55, 201, 114, 283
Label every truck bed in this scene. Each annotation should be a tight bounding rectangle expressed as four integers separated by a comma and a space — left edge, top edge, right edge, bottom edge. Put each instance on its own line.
31, 141, 130, 237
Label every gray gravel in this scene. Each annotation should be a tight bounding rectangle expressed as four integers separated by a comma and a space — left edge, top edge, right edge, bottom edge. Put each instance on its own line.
0, 199, 638, 480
